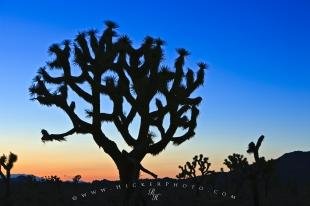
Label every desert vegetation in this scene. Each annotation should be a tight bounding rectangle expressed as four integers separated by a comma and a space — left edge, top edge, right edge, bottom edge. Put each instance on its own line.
172, 135, 303, 206
29, 20, 206, 206
29, 20, 206, 187
0, 14, 307, 206
0, 136, 309, 206
0, 152, 18, 198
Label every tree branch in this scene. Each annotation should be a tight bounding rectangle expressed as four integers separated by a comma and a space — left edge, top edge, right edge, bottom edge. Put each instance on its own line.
114, 116, 137, 147
41, 128, 76, 142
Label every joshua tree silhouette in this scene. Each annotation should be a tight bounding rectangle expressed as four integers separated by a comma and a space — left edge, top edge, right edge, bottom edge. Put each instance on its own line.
176, 154, 214, 179
247, 135, 265, 206
0, 152, 18, 198
29, 21, 206, 186
176, 154, 214, 198
224, 153, 248, 171
224, 153, 249, 194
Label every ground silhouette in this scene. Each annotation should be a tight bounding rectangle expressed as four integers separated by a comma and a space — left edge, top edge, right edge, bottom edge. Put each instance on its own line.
1, 149, 310, 206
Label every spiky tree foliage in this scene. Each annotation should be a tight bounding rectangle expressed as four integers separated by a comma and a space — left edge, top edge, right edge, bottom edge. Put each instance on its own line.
176, 162, 195, 179
0, 152, 18, 198
176, 154, 214, 179
195, 154, 214, 175
223, 153, 249, 171
29, 21, 206, 184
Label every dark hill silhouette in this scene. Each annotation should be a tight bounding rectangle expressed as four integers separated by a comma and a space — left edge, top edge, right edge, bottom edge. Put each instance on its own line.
10, 174, 43, 183
274, 151, 310, 186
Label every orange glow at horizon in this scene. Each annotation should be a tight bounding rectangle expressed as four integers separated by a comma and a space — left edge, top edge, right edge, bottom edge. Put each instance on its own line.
10, 145, 225, 182
13, 158, 224, 182
1, 133, 273, 182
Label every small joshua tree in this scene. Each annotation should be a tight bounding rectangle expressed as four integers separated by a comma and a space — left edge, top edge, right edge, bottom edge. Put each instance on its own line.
29, 20, 206, 186
0, 152, 18, 198
224, 153, 249, 194
176, 162, 195, 179
223, 153, 248, 171
176, 154, 214, 179
72, 174, 82, 183
247, 135, 265, 206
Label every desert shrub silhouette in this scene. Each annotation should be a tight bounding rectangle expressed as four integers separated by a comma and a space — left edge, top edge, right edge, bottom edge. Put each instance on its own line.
42, 175, 62, 184
72, 175, 82, 184
0, 152, 18, 198
223, 153, 249, 194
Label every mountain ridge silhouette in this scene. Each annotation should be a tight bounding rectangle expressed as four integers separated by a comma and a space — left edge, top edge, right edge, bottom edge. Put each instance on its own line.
274, 150, 310, 186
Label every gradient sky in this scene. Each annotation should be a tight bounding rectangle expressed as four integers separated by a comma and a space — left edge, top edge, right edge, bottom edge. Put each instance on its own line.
0, 0, 309, 182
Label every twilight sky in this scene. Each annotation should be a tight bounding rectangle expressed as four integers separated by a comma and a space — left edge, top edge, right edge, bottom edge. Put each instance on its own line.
0, 0, 309, 181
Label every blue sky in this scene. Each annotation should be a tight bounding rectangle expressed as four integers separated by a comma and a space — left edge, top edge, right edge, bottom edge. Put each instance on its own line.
0, 0, 309, 179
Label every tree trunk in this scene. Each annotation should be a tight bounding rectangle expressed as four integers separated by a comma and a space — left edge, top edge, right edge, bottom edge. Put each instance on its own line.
251, 178, 260, 206
118, 159, 140, 186
264, 178, 269, 197
5, 171, 10, 198
117, 156, 147, 206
